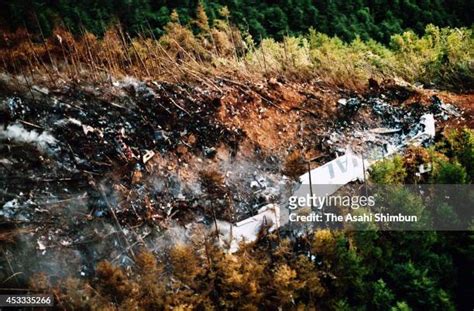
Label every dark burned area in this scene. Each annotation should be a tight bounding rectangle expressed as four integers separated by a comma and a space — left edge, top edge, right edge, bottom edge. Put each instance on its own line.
0, 77, 291, 283
2, 80, 243, 214
0, 76, 469, 286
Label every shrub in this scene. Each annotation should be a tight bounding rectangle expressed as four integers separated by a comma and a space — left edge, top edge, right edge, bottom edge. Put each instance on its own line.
369, 155, 407, 184
433, 160, 468, 184
440, 128, 474, 182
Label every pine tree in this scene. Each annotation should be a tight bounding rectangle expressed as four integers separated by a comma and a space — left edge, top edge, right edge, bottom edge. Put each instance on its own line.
195, 2, 210, 33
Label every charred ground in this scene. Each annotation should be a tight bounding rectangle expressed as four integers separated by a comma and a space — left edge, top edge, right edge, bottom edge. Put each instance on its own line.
0, 73, 472, 287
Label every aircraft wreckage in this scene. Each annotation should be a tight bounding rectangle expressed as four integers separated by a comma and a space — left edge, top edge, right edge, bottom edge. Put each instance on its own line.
219, 113, 436, 252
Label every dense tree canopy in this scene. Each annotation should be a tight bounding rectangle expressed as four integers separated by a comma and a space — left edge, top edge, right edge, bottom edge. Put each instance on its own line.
0, 0, 472, 42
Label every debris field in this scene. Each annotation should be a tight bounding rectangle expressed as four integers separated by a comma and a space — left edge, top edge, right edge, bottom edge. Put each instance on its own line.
0, 75, 470, 283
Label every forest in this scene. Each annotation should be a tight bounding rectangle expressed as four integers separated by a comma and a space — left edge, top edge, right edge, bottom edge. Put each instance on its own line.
1, 0, 472, 42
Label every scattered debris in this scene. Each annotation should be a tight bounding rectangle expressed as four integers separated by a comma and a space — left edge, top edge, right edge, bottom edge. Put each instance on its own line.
418, 163, 432, 174
431, 95, 462, 120
291, 113, 437, 216
0, 75, 467, 282
369, 128, 402, 134
142, 150, 155, 164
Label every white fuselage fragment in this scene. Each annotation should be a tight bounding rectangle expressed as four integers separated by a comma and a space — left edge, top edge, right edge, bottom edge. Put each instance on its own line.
294, 150, 368, 208
299, 150, 366, 186
419, 113, 436, 138
217, 204, 280, 253
217, 113, 436, 252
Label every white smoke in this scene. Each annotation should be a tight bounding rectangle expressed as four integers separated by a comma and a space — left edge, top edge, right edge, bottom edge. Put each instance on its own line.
0, 123, 57, 153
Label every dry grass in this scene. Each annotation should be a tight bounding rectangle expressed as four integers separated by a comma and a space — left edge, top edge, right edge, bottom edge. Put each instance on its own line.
0, 19, 471, 91
0, 16, 254, 88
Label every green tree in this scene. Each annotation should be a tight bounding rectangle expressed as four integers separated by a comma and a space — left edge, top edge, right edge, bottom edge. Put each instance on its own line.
434, 160, 468, 184
370, 155, 407, 184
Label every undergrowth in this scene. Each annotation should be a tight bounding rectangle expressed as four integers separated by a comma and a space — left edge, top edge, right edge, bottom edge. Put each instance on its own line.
0, 8, 472, 91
